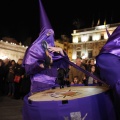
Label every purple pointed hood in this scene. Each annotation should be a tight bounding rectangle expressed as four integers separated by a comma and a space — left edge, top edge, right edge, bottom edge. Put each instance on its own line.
39, 0, 52, 31
22, 0, 64, 66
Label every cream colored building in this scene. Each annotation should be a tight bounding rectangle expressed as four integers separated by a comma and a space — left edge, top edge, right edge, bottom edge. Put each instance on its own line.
70, 23, 120, 61
0, 40, 27, 62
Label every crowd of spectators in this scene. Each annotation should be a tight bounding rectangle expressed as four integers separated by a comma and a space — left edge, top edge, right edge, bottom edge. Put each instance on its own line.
56, 57, 103, 88
0, 57, 103, 99
0, 58, 31, 100
68, 57, 102, 86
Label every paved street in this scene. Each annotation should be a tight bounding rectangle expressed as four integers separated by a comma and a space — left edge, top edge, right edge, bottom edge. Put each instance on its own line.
0, 95, 23, 120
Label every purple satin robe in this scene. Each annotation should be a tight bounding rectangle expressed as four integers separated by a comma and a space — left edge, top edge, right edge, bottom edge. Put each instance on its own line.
96, 25, 120, 119
22, 29, 69, 93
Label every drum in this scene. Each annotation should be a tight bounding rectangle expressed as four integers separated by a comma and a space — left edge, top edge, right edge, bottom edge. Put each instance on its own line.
22, 86, 117, 120
28, 86, 108, 101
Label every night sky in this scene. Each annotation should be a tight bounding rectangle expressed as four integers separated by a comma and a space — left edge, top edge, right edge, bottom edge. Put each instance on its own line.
0, 0, 119, 43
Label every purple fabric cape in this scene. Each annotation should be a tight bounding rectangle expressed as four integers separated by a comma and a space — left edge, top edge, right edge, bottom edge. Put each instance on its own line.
96, 25, 120, 119
22, 0, 69, 93
22, 28, 69, 93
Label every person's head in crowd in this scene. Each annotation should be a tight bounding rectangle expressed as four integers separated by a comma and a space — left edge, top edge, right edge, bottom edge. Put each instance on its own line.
89, 58, 95, 65
75, 57, 82, 66
11, 60, 16, 66
0, 59, 3, 66
73, 76, 79, 84
17, 59, 23, 65
3, 58, 10, 65
90, 65, 96, 73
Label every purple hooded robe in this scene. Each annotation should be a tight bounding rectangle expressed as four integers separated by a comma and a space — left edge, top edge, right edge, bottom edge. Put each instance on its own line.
96, 25, 120, 119
22, 29, 69, 93
22, 0, 69, 93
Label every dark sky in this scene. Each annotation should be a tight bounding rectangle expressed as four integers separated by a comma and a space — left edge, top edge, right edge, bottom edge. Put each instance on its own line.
0, 0, 119, 43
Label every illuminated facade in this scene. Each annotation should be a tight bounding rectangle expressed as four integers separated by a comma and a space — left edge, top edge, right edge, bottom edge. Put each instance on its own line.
70, 23, 120, 61
1, 23, 120, 62
0, 40, 27, 62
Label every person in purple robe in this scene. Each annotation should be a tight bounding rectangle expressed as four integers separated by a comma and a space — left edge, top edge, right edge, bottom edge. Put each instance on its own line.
22, 28, 69, 94
96, 25, 120, 119
22, 0, 69, 94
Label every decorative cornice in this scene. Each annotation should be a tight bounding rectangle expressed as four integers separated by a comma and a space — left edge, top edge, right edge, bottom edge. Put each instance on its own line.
0, 41, 27, 53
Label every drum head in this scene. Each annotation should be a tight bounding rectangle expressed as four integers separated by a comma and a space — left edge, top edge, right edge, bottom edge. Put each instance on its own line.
28, 86, 109, 101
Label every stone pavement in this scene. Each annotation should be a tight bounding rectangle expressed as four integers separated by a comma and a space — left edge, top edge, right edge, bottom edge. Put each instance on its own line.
0, 95, 23, 120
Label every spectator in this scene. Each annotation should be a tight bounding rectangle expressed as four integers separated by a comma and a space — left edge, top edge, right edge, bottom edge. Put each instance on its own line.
69, 58, 86, 84
71, 76, 79, 85
3, 58, 10, 95
20, 74, 31, 99
85, 65, 98, 86
0, 59, 5, 95
7, 60, 16, 97
13, 59, 25, 99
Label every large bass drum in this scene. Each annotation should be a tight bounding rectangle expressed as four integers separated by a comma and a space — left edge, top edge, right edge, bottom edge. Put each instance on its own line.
22, 86, 117, 120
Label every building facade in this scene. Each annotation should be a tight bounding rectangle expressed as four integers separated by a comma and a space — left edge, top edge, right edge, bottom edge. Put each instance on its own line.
1, 23, 120, 62
0, 40, 27, 62
70, 23, 120, 61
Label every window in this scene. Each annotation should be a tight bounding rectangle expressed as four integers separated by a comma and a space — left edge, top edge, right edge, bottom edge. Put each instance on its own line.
89, 36, 92, 41
78, 36, 81, 42
101, 35, 104, 40
88, 50, 92, 58
77, 51, 81, 58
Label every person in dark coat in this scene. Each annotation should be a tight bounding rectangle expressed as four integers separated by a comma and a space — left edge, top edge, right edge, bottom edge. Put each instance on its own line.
7, 60, 16, 97
0, 59, 5, 96
20, 74, 31, 99
3, 58, 10, 95
14, 59, 25, 99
